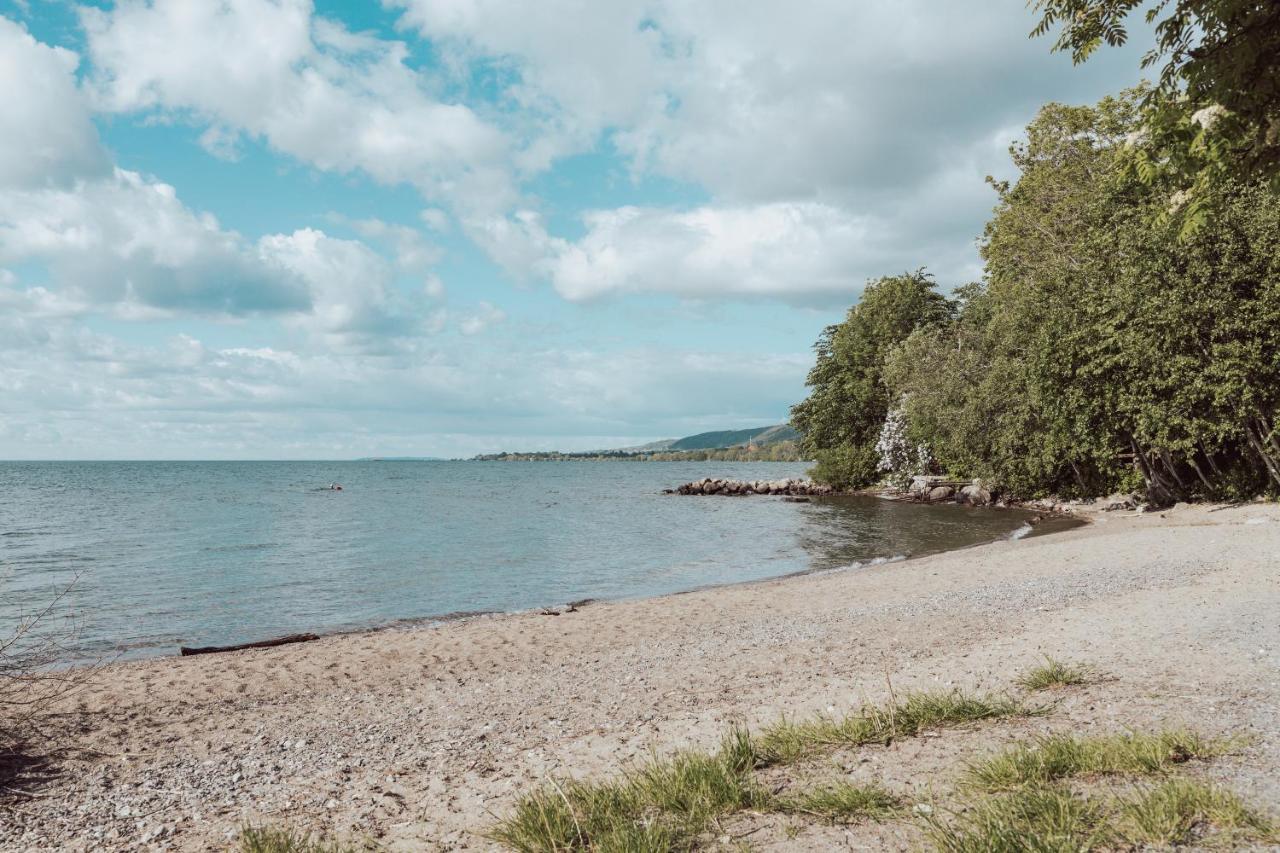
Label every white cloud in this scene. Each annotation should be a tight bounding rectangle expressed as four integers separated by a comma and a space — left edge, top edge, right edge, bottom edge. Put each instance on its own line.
458, 300, 506, 335
0, 17, 110, 188
0, 17, 448, 342
80, 0, 516, 214
0, 312, 808, 458
389, 0, 1144, 297
258, 228, 432, 346
490, 202, 881, 302
0, 167, 312, 315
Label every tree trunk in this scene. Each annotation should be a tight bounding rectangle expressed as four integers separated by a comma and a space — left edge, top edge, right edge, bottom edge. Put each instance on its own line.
1068, 459, 1088, 495
180, 633, 320, 657
1158, 449, 1190, 493
1244, 422, 1280, 489
1198, 441, 1225, 477
1186, 455, 1215, 492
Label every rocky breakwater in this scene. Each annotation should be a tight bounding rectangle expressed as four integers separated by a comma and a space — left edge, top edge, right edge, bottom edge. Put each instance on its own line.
667, 477, 834, 497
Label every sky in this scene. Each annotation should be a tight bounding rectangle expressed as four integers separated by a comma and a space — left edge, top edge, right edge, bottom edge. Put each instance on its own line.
1, 0, 1147, 459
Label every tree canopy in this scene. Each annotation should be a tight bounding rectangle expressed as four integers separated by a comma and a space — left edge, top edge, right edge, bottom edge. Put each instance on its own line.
1030, 0, 1280, 234
793, 91, 1280, 502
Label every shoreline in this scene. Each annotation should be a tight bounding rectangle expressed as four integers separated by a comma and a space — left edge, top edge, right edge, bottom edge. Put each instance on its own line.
83, 495, 1082, 667
5, 501, 1278, 850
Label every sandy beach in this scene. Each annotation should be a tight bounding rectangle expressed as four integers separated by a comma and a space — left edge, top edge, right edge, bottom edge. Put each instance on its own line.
5, 501, 1279, 851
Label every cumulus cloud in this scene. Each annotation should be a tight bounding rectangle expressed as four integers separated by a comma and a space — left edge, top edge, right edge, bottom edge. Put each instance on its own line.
0, 16, 446, 342
0, 168, 312, 316
391, 0, 1144, 297
470, 203, 882, 302
80, 0, 515, 214
0, 17, 110, 188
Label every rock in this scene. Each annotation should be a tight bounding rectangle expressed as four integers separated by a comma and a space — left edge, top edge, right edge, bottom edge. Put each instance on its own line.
959, 484, 992, 506
927, 486, 954, 502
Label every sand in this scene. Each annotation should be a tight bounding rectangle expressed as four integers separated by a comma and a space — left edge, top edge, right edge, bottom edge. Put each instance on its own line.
3, 501, 1279, 851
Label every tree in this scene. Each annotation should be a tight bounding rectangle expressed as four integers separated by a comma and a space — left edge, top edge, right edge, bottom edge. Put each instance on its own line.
1031, 0, 1280, 233
882, 91, 1280, 501
790, 271, 953, 489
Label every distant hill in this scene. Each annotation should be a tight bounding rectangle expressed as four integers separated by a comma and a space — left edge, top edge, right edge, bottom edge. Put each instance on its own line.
665, 424, 798, 451
472, 424, 803, 461
623, 424, 798, 452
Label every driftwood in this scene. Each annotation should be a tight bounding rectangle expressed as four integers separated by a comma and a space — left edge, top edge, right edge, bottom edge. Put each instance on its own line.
179, 633, 320, 657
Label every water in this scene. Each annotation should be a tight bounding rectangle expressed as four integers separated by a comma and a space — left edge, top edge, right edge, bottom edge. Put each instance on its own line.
0, 461, 1071, 663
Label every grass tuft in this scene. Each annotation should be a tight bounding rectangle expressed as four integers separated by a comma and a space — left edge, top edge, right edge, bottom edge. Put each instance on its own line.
488, 727, 767, 852
1016, 657, 1096, 691
772, 781, 902, 823
755, 690, 1044, 766
239, 826, 366, 853
1114, 778, 1279, 847
923, 785, 1108, 853
962, 729, 1235, 792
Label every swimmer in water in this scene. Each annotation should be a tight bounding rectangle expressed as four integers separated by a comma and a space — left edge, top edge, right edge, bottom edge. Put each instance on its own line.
329, 483, 343, 490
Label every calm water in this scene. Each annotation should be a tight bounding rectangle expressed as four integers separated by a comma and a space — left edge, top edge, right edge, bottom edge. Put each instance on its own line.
0, 461, 1067, 662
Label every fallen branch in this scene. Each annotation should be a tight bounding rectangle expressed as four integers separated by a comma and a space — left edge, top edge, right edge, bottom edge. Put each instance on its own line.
178, 633, 319, 657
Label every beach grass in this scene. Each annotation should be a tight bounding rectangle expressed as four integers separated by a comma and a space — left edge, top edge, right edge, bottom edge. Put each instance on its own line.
1113, 778, 1278, 847
239, 825, 367, 853
962, 729, 1236, 792
923, 784, 1108, 852
925, 778, 1278, 851
755, 689, 1045, 765
1015, 657, 1097, 691
771, 781, 903, 823
488, 727, 769, 852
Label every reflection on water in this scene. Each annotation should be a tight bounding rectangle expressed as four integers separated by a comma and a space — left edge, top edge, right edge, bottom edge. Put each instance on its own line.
0, 461, 1073, 662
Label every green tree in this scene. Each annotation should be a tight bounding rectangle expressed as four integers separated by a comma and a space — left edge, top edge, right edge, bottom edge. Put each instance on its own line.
884, 92, 1280, 501
1030, 0, 1280, 233
790, 271, 953, 489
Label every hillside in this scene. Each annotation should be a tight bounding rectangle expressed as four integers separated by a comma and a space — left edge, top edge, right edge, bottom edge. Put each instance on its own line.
626, 424, 798, 452
473, 424, 802, 461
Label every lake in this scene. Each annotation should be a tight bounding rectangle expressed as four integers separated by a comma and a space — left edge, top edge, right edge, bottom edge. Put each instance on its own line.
0, 461, 1069, 662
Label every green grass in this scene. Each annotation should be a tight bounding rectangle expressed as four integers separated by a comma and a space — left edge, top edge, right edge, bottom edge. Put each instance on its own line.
1015, 657, 1096, 691
755, 690, 1045, 765
488, 727, 769, 852
239, 826, 367, 853
1114, 778, 1278, 848
925, 779, 1279, 852
923, 785, 1109, 853
772, 781, 902, 823
962, 729, 1235, 792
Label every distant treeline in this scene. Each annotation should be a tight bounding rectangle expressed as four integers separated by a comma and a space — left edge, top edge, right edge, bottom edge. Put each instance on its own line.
792, 91, 1280, 503
474, 441, 804, 463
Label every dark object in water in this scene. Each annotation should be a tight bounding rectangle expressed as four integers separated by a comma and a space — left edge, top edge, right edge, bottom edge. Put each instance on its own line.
179, 632, 320, 656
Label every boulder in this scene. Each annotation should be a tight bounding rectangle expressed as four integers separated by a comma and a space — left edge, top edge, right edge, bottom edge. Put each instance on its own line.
959, 484, 992, 506
927, 486, 955, 502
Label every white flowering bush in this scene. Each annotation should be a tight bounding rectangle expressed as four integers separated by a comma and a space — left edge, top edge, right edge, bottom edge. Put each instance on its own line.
875, 407, 932, 489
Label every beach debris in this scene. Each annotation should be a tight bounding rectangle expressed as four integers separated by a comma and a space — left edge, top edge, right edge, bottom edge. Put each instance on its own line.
669, 477, 833, 497
179, 633, 320, 657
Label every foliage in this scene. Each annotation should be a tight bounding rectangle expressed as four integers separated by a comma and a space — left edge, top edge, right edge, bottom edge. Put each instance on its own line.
790, 270, 953, 489
1030, 0, 1280, 235
876, 92, 1280, 501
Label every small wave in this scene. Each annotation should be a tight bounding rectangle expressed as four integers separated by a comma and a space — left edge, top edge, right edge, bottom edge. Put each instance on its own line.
202, 543, 279, 553
1008, 524, 1033, 541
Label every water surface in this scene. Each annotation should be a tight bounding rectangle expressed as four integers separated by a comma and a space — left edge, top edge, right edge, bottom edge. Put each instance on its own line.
0, 461, 1070, 662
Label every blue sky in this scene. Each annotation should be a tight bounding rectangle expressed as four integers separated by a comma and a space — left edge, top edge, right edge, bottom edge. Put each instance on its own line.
1, 0, 1146, 459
